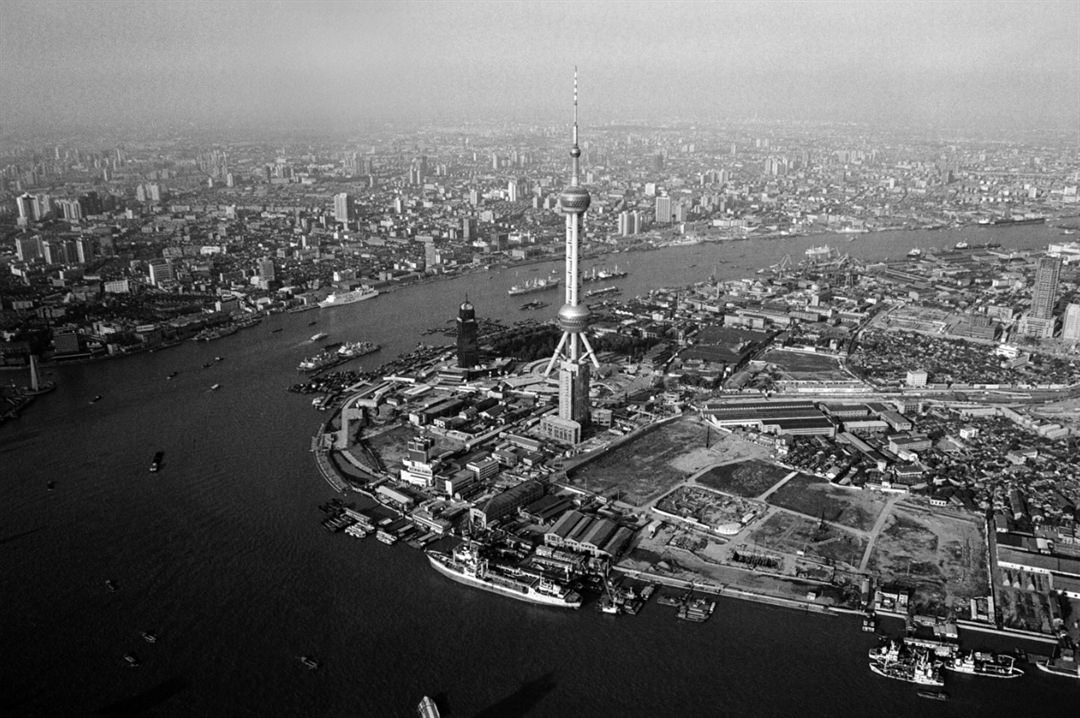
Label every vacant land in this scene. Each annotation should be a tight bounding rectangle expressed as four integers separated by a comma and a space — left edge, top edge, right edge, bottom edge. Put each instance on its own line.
763, 349, 849, 380
747, 512, 867, 569
767, 474, 887, 533
696, 460, 789, 498
569, 416, 715, 506
868, 506, 988, 613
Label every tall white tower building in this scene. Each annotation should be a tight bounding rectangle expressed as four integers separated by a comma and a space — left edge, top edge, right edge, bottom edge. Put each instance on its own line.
542, 70, 599, 445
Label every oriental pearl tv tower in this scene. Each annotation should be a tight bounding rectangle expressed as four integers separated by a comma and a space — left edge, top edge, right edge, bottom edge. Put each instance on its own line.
543, 69, 599, 444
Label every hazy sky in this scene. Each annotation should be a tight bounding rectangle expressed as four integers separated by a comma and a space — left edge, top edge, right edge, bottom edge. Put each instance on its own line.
2, 0, 1078, 133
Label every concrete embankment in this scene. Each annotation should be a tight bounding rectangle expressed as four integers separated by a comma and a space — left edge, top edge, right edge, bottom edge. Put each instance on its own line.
617, 566, 839, 616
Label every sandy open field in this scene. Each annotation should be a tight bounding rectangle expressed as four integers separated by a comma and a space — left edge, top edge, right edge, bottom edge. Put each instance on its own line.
766, 474, 889, 532
868, 505, 988, 613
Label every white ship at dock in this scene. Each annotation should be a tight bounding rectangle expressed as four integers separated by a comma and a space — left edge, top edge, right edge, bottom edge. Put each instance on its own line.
426, 543, 581, 609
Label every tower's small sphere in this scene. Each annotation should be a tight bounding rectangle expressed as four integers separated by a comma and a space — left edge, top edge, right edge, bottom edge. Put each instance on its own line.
558, 303, 590, 333
558, 185, 591, 214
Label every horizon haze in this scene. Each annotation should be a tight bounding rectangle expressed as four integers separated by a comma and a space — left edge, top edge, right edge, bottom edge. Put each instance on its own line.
1, 0, 1078, 135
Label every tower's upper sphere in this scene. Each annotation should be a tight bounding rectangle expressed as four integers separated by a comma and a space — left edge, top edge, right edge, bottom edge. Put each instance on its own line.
559, 185, 591, 214
557, 302, 590, 333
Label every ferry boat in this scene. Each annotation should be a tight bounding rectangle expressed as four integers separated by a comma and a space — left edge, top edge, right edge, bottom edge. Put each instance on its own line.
508, 274, 561, 296
149, 451, 164, 473
426, 543, 582, 609
417, 696, 441, 718
945, 650, 1023, 678
309, 332, 328, 342
318, 286, 379, 309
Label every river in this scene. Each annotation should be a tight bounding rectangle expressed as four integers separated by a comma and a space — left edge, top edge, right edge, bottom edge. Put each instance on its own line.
2, 223, 1076, 716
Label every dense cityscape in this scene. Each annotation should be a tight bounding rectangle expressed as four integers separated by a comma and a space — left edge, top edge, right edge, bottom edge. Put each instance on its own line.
4, 2, 1080, 716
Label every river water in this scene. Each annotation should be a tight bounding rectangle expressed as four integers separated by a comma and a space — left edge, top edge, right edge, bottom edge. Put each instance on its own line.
2, 224, 1077, 717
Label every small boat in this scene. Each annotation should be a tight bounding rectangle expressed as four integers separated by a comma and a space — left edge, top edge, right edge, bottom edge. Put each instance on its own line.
47, 481, 56, 491
214, 356, 222, 362
417, 695, 440, 718
917, 690, 948, 701
166, 371, 178, 380
271, 328, 283, 333
89, 395, 102, 404
310, 332, 328, 342
210, 384, 221, 391
141, 631, 158, 644
299, 655, 320, 670
307, 320, 318, 326
202, 362, 213, 368
105, 579, 118, 592
149, 451, 164, 473
122, 653, 139, 668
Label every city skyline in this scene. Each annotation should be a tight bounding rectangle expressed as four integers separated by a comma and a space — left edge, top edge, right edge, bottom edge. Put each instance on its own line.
1, 0, 1078, 134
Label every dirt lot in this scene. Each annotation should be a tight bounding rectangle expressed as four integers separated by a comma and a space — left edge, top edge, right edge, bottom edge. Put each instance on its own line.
868, 506, 988, 614
766, 474, 887, 532
763, 349, 850, 380
747, 511, 867, 570
696, 460, 789, 498
569, 416, 719, 506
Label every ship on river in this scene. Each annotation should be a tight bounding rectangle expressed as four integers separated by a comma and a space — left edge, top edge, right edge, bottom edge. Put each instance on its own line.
319, 286, 379, 308
945, 650, 1023, 678
426, 543, 581, 609
507, 273, 560, 296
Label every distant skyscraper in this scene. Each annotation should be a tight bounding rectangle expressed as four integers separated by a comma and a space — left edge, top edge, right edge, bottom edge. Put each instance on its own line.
456, 299, 479, 368
655, 195, 672, 223
1031, 256, 1061, 319
333, 193, 351, 226
543, 70, 599, 445
259, 258, 276, 282
1063, 303, 1080, 342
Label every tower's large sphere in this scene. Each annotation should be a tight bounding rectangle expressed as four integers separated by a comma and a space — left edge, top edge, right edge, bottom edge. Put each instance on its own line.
558, 185, 591, 214
558, 303, 590, 333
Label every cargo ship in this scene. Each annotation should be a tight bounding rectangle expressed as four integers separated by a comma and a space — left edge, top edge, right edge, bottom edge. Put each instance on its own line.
585, 285, 619, 298
337, 340, 379, 359
319, 286, 379, 308
582, 265, 628, 282
297, 351, 341, 373
426, 543, 581, 609
868, 641, 944, 686
944, 650, 1023, 678
507, 274, 560, 296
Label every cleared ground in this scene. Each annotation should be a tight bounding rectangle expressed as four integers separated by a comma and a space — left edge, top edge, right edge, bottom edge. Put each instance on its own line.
569, 416, 717, 506
763, 349, 850, 381
766, 474, 888, 533
696, 460, 789, 498
747, 511, 867, 570
867, 506, 988, 614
